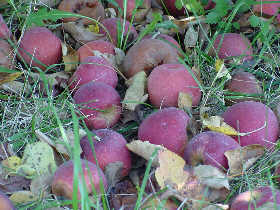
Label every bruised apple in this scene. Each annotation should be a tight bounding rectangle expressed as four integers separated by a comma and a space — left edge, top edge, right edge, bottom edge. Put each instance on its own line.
81, 129, 131, 177
222, 101, 279, 149
77, 40, 116, 62
68, 56, 118, 91
58, 0, 105, 25
212, 33, 253, 62
231, 186, 280, 210
122, 38, 179, 78
109, 0, 151, 22
73, 82, 121, 129
51, 159, 107, 200
99, 18, 138, 46
18, 27, 62, 70
147, 63, 201, 107
226, 71, 263, 103
183, 131, 241, 171
0, 14, 11, 39
138, 107, 190, 155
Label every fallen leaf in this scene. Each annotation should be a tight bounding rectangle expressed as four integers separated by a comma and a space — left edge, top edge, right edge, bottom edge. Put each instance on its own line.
104, 161, 123, 187
202, 204, 229, 210
9, 190, 37, 204
61, 42, 79, 72
225, 144, 265, 176
0, 72, 22, 86
114, 48, 125, 66
126, 140, 166, 167
193, 165, 230, 190
155, 150, 188, 190
178, 92, 193, 110
215, 59, 231, 80
184, 25, 198, 50
17, 141, 57, 178
63, 21, 104, 44
30, 172, 53, 197
1, 156, 22, 172
202, 115, 239, 136
0, 170, 31, 193
123, 71, 148, 111
154, 150, 230, 209
35, 129, 85, 159
0, 81, 30, 95
0, 142, 14, 161
167, 15, 206, 33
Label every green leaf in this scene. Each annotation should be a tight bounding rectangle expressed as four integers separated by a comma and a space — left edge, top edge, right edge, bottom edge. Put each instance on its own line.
136, 12, 162, 43
205, 0, 231, 24
232, 22, 240, 29
249, 15, 261, 27
175, 0, 185, 10
25, 8, 85, 27
156, 20, 178, 30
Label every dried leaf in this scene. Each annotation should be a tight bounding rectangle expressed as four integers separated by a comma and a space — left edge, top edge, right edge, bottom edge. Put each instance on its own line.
61, 42, 79, 72
123, 71, 148, 111
63, 21, 104, 44
1, 156, 22, 171
184, 26, 198, 50
0, 168, 31, 193
104, 161, 123, 187
193, 165, 230, 190
167, 15, 206, 33
0, 81, 30, 95
178, 92, 193, 110
0, 72, 22, 86
202, 115, 239, 136
9, 190, 37, 204
225, 145, 265, 176
114, 48, 125, 66
17, 142, 57, 178
126, 140, 166, 167
30, 172, 53, 197
215, 59, 231, 80
154, 150, 230, 209
155, 150, 188, 190
202, 204, 229, 210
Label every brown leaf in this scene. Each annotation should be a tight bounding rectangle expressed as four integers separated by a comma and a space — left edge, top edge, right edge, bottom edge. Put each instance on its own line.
63, 21, 104, 44
0, 72, 22, 86
61, 42, 79, 72
30, 172, 53, 197
123, 71, 148, 111
225, 144, 265, 176
184, 25, 198, 50
126, 140, 166, 167
0, 81, 30, 95
202, 204, 229, 210
0, 172, 31, 193
104, 161, 123, 187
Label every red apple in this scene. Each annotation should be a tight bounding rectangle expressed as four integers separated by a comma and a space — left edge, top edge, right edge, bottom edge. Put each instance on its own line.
222, 101, 279, 149
52, 159, 108, 200
81, 129, 132, 177
231, 186, 280, 210
183, 131, 241, 171
138, 107, 190, 155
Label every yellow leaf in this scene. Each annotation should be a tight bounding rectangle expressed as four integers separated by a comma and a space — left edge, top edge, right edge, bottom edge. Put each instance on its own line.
155, 150, 187, 190
202, 115, 239, 136
0, 72, 22, 85
123, 71, 148, 111
10, 191, 37, 204
17, 141, 57, 178
215, 59, 224, 72
178, 92, 192, 110
2, 156, 22, 171
88, 23, 99, 33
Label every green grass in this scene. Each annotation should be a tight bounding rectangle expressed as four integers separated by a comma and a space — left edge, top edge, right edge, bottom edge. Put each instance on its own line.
1, 0, 280, 209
